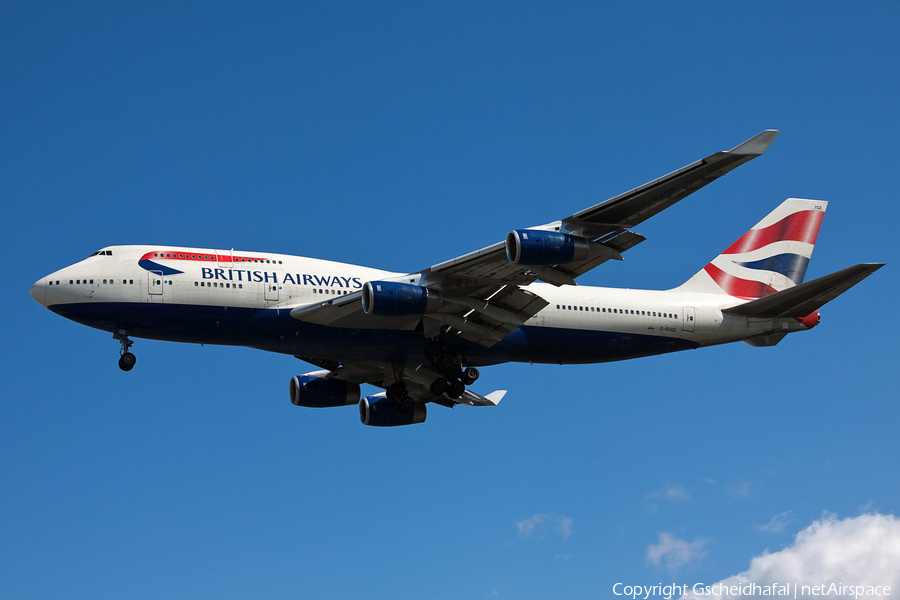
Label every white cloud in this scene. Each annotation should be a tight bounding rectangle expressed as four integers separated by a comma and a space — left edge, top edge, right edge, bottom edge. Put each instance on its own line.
681, 512, 900, 599
515, 513, 573, 539
664, 483, 691, 500
754, 511, 793, 533
728, 482, 752, 498
646, 483, 691, 511
647, 532, 708, 572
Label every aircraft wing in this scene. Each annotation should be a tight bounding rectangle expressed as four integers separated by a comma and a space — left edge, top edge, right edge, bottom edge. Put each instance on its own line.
422, 129, 779, 287
293, 130, 779, 346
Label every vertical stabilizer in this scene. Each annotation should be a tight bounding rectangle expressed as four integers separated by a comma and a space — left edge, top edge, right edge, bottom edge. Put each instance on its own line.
676, 198, 827, 298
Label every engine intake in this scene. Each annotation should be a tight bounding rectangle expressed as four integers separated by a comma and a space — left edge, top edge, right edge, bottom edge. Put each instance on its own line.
506, 229, 590, 266
361, 281, 443, 317
359, 395, 427, 427
289, 373, 361, 408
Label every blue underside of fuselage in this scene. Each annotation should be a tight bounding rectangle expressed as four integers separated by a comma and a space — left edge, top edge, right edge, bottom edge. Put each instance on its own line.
48, 302, 698, 366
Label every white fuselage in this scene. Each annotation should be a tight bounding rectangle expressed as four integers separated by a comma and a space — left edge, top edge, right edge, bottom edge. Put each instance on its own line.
30, 245, 812, 366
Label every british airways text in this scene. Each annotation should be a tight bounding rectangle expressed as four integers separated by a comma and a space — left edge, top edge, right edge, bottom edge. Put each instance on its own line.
201, 268, 362, 288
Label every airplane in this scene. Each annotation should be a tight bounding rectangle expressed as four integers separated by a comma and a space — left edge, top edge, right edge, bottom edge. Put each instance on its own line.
29, 130, 883, 427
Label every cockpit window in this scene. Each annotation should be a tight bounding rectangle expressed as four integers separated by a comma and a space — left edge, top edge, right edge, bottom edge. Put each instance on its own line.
89, 251, 100, 257
88, 250, 113, 257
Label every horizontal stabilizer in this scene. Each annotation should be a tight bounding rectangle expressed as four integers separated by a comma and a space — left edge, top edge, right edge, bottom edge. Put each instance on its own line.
723, 263, 884, 319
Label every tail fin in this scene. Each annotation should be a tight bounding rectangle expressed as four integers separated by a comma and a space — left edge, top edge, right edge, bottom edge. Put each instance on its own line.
677, 198, 827, 298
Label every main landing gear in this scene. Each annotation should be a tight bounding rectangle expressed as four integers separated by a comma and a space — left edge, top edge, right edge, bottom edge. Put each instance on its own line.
114, 331, 136, 372
386, 381, 414, 410
424, 341, 479, 400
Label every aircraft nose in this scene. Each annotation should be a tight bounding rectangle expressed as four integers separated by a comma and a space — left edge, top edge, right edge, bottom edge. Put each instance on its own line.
30, 278, 46, 306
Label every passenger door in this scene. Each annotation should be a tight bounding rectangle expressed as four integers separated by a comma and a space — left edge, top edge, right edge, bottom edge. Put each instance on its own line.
265, 282, 279, 302
148, 271, 164, 296
683, 306, 695, 332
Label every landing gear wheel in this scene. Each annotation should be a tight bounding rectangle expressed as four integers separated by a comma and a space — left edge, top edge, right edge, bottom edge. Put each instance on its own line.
430, 377, 449, 396
387, 382, 406, 400
438, 355, 454, 370
115, 330, 136, 372
425, 341, 443, 361
463, 367, 480, 385
118, 352, 136, 372
447, 380, 465, 399
387, 382, 413, 409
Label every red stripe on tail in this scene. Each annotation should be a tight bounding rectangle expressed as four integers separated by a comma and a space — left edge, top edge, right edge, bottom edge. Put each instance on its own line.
704, 263, 778, 299
723, 210, 824, 255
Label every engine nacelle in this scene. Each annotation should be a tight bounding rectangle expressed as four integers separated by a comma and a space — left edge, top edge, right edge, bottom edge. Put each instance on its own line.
506, 229, 590, 266
359, 395, 427, 427
289, 372, 361, 408
361, 281, 443, 317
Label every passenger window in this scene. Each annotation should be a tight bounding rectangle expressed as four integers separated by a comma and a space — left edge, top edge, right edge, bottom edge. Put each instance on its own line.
195, 282, 198, 286
90, 279, 94, 284
129, 280, 133, 284
239, 284, 243, 289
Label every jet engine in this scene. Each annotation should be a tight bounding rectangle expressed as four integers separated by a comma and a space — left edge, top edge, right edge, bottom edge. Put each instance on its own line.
361, 281, 443, 317
359, 395, 427, 427
289, 373, 361, 408
506, 229, 590, 266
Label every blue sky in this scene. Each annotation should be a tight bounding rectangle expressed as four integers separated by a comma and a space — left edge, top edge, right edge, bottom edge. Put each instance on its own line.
2, 3, 898, 599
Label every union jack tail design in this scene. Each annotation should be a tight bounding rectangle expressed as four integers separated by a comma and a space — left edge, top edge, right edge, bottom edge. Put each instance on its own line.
677, 198, 827, 299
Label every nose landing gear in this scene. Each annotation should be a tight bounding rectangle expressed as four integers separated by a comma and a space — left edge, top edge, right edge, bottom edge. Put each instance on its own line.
114, 331, 136, 372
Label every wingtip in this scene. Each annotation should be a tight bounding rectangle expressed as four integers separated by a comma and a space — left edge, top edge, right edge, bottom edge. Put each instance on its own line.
485, 390, 507, 405
728, 129, 780, 155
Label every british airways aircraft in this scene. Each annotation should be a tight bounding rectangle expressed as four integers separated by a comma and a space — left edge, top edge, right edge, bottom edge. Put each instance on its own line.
29, 130, 883, 426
